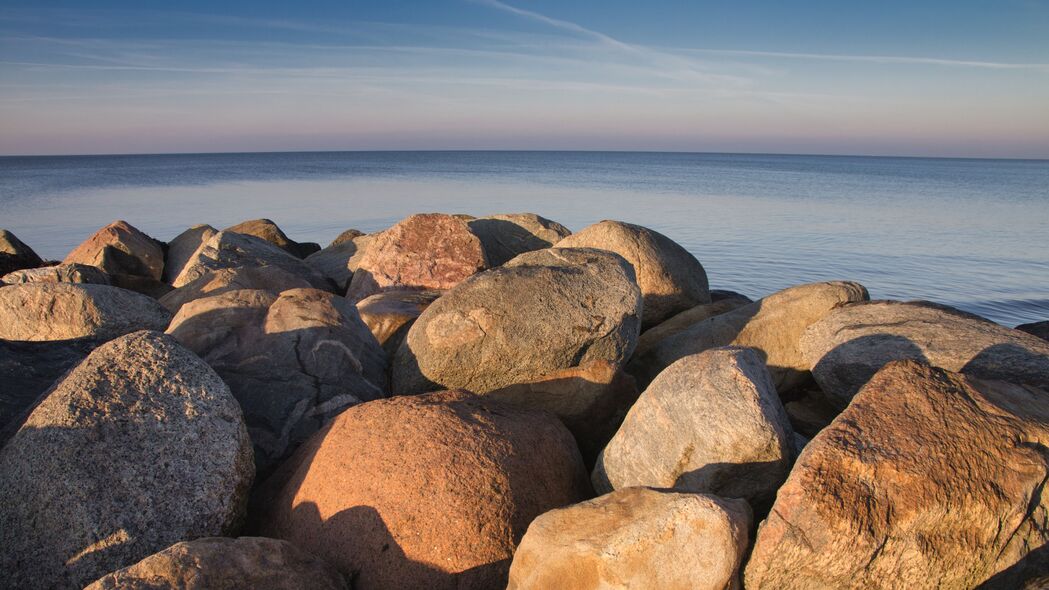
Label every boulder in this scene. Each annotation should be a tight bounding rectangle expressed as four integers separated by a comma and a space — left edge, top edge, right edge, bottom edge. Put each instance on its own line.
159, 265, 312, 314
63, 220, 165, 280
800, 300, 1049, 408
594, 347, 796, 510
163, 224, 217, 284
256, 390, 590, 590
744, 360, 1049, 589
345, 214, 488, 301
0, 228, 44, 276
710, 288, 752, 302
628, 281, 869, 391
782, 386, 841, 438
507, 487, 750, 590
171, 231, 330, 290
2, 262, 111, 285
467, 213, 571, 267
329, 228, 365, 247
1017, 320, 1049, 342
109, 272, 174, 299
85, 537, 347, 590
633, 294, 752, 359
355, 289, 440, 356
225, 218, 319, 258
392, 247, 642, 395
556, 220, 709, 328
304, 233, 375, 292
167, 288, 387, 473
0, 283, 171, 342
0, 331, 254, 590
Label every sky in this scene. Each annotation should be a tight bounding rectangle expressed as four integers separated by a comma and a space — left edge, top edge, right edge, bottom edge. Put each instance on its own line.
1, 0, 1048, 157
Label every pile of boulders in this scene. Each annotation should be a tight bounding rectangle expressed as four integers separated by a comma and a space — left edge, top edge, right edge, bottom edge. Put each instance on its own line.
1, 213, 1047, 589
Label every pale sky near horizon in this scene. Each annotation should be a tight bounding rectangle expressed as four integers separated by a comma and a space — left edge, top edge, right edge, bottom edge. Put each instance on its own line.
1, 0, 1048, 158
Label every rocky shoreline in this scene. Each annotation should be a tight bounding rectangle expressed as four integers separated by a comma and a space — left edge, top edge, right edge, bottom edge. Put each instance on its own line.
1, 214, 1048, 589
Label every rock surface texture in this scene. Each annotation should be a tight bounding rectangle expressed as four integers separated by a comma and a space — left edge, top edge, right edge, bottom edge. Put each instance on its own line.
159, 265, 312, 314
507, 487, 751, 590
467, 213, 571, 267
634, 294, 752, 358
354, 289, 440, 356
85, 537, 347, 590
0, 283, 171, 341
63, 220, 165, 280
225, 218, 319, 258
1017, 320, 1049, 342
0, 228, 44, 276
744, 360, 1049, 589
556, 220, 710, 329
2, 262, 111, 285
392, 247, 642, 394
0, 331, 254, 590
172, 231, 330, 290
257, 390, 590, 590
304, 233, 374, 292
163, 224, 217, 283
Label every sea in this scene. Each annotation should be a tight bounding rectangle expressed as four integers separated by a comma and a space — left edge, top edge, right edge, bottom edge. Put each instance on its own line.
1, 151, 1047, 327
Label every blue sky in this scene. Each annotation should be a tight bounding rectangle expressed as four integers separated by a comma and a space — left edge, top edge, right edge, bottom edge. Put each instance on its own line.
1, 0, 1047, 157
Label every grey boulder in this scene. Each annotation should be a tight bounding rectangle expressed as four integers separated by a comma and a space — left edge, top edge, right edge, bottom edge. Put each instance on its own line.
172, 230, 331, 290
0, 283, 171, 342
0, 229, 44, 276
304, 233, 375, 292
159, 264, 312, 314
2, 262, 111, 285
467, 213, 571, 267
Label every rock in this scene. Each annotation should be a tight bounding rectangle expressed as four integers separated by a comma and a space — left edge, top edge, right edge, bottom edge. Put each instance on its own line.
63, 220, 165, 280
710, 289, 752, 302
172, 231, 331, 290
594, 347, 796, 510
507, 487, 750, 590
225, 218, 318, 258
0, 331, 254, 590
556, 220, 710, 329
800, 300, 1049, 409
0, 228, 44, 276
163, 224, 217, 284
0, 283, 171, 342
634, 294, 752, 359
109, 273, 174, 299
345, 214, 488, 301
85, 537, 347, 590
355, 289, 440, 356
304, 233, 375, 292
330, 228, 365, 247
392, 247, 642, 395
159, 265, 312, 314
487, 360, 640, 468
628, 281, 869, 391
2, 262, 111, 285
1017, 320, 1049, 341
256, 390, 590, 590
744, 360, 1049, 589
467, 213, 571, 267
782, 386, 841, 438
167, 288, 387, 473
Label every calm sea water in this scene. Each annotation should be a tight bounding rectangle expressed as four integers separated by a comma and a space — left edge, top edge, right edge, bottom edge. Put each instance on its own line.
1, 151, 1047, 326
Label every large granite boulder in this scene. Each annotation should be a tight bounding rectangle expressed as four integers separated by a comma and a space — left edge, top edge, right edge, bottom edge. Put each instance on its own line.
345, 214, 488, 301
628, 281, 869, 391
172, 231, 330, 290
225, 218, 319, 259
633, 294, 752, 358
1017, 320, 1049, 342
556, 220, 709, 329
355, 289, 440, 356
167, 288, 387, 472
85, 537, 347, 590
159, 265, 312, 314
256, 390, 590, 590
594, 347, 796, 509
163, 224, 217, 284
2, 262, 111, 285
800, 300, 1049, 408
0, 331, 254, 590
64, 220, 165, 280
745, 360, 1049, 589
329, 228, 365, 247
392, 247, 642, 395
467, 213, 571, 267
0, 283, 171, 342
507, 487, 751, 590
0, 228, 44, 276
304, 233, 375, 292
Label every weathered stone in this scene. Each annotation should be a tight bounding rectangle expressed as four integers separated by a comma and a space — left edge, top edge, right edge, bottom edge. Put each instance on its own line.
167, 288, 387, 473
0, 331, 254, 590
0, 229, 44, 276
800, 300, 1049, 408
225, 218, 318, 258
628, 281, 869, 392
392, 247, 642, 395
163, 224, 217, 284
783, 386, 841, 438
63, 220, 165, 280
507, 487, 750, 590
257, 390, 590, 590
159, 265, 312, 314
634, 294, 751, 359
305, 233, 375, 292
556, 220, 710, 329
1017, 320, 1049, 342
355, 289, 440, 356
346, 214, 488, 301
710, 289, 752, 302
2, 262, 111, 285
329, 228, 365, 247
744, 360, 1049, 589
85, 537, 347, 590
594, 347, 796, 509
109, 273, 174, 299
467, 213, 571, 267
172, 231, 330, 290
0, 283, 171, 342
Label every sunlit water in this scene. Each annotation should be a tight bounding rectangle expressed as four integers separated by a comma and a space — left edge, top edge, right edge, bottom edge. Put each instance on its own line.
1, 151, 1047, 326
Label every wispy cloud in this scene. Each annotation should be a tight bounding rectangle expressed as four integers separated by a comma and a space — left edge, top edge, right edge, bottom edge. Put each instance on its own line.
676, 48, 1049, 72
